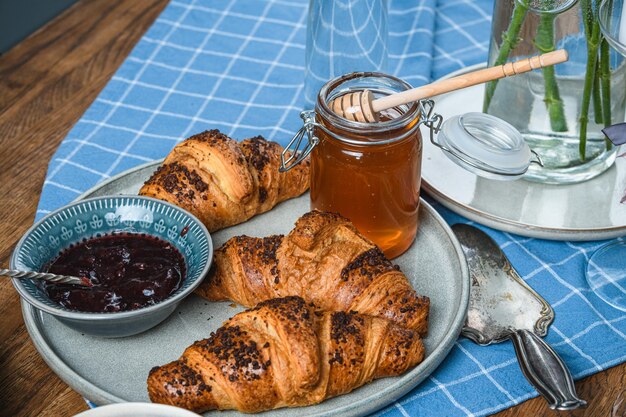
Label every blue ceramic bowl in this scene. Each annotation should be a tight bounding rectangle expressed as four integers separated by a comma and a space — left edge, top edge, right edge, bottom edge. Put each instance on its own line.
11, 196, 212, 337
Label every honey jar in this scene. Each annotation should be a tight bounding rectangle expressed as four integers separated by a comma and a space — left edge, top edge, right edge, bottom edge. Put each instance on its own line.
282, 72, 442, 258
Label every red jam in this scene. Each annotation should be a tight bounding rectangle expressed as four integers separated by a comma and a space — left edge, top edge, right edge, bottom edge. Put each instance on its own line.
43, 233, 186, 312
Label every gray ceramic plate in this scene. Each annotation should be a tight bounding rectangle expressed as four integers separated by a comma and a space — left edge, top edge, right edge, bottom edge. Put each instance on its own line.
422, 64, 626, 241
21, 161, 469, 417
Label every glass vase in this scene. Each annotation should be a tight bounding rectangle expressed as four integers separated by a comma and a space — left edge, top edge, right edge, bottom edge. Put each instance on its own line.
304, 0, 388, 106
485, 0, 626, 184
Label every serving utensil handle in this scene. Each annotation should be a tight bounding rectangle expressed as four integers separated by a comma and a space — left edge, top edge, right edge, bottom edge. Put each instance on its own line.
0, 268, 90, 286
371, 50, 568, 113
510, 329, 586, 411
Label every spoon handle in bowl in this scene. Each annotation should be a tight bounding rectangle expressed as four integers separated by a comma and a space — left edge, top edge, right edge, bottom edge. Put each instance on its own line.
0, 268, 91, 287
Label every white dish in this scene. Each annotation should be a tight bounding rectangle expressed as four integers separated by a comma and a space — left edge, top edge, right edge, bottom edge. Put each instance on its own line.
73, 402, 201, 417
421, 64, 626, 241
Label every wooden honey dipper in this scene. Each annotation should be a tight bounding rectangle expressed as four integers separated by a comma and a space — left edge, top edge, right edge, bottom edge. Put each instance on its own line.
331, 49, 569, 123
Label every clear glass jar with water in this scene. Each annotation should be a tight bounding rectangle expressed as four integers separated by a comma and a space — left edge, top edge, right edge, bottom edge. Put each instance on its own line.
485, 0, 626, 184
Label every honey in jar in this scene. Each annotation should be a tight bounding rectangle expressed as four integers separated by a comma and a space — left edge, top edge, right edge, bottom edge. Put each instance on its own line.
309, 72, 422, 258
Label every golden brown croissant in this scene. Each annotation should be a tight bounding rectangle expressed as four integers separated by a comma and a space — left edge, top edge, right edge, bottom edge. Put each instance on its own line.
139, 130, 310, 232
148, 296, 425, 413
196, 210, 430, 335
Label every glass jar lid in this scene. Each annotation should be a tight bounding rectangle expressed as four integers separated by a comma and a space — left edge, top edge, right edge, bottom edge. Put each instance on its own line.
434, 112, 541, 181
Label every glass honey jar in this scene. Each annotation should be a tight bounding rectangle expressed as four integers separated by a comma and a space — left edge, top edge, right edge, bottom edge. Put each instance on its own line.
282, 72, 441, 258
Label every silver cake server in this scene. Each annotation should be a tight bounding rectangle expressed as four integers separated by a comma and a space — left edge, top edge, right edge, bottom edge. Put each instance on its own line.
452, 224, 586, 411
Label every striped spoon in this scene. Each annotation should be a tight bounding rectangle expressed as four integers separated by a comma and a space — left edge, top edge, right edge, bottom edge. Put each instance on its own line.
1, 268, 92, 287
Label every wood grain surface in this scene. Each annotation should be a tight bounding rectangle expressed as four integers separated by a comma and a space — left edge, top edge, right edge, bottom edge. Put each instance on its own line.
0, 1, 623, 416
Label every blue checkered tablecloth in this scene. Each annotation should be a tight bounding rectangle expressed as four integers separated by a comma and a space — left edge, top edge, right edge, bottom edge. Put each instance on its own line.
36, 1, 626, 416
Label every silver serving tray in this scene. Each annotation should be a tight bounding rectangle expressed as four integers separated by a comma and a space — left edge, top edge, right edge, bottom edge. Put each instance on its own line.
21, 160, 469, 417
421, 64, 626, 241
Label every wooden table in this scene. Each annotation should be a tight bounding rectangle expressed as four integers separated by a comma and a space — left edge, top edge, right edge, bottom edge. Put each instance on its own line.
0, 1, 624, 416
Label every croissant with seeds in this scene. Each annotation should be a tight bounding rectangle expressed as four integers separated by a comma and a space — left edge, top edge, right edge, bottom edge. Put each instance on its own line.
148, 296, 425, 413
197, 210, 430, 335
139, 129, 309, 232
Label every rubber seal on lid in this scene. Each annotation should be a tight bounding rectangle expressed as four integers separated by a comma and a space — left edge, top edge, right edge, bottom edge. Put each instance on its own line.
435, 112, 535, 181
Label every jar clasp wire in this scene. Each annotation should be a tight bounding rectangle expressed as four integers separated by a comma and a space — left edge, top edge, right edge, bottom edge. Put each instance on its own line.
421, 99, 444, 145
280, 110, 319, 172
530, 150, 544, 167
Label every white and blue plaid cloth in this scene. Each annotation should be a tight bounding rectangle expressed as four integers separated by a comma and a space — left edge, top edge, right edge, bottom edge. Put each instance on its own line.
37, 1, 626, 416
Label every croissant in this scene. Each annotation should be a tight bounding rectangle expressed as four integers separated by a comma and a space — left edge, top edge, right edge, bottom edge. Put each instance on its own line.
148, 296, 425, 413
139, 130, 310, 232
196, 210, 430, 335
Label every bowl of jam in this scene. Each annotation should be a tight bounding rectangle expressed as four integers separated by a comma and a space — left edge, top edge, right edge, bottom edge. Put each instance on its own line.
10, 196, 213, 337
